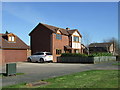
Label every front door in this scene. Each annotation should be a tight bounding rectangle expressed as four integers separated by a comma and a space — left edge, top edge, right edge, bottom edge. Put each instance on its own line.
74, 49, 79, 53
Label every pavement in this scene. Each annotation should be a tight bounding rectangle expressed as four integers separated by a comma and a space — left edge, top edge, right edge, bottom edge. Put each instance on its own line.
1, 61, 120, 87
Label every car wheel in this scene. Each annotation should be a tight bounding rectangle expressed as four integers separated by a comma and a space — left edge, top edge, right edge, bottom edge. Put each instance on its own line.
50, 61, 53, 63
28, 58, 31, 62
48, 61, 53, 63
40, 58, 44, 63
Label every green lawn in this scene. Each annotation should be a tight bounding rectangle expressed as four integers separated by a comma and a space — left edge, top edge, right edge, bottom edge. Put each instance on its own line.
3, 70, 120, 88
113, 62, 120, 66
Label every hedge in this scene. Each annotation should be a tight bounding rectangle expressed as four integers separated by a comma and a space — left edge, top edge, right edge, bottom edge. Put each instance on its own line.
61, 52, 113, 57
88, 52, 113, 57
61, 53, 88, 57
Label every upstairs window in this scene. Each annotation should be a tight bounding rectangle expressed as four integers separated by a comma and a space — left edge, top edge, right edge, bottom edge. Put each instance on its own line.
56, 34, 62, 40
9, 36, 15, 42
74, 36, 79, 42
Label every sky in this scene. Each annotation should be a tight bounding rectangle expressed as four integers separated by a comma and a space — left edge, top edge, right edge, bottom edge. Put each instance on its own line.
2, 2, 118, 45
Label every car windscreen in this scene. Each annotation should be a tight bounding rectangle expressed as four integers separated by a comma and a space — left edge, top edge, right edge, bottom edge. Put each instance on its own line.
33, 53, 44, 55
46, 53, 52, 55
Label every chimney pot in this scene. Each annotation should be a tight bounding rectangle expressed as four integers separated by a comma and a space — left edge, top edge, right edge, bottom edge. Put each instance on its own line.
66, 27, 70, 30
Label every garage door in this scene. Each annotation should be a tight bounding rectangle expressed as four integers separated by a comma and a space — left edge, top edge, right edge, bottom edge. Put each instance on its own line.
3, 49, 27, 63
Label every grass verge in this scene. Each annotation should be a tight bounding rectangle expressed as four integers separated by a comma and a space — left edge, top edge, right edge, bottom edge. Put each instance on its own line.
3, 70, 120, 88
113, 62, 120, 66
0, 73, 24, 78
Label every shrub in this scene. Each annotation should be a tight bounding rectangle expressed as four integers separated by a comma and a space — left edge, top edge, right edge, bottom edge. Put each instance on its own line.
61, 53, 88, 57
61, 52, 113, 57
88, 52, 113, 57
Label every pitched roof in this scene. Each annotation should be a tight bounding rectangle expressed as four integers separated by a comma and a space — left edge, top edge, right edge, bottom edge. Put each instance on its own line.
29, 23, 82, 36
41, 23, 58, 32
89, 43, 113, 47
67, 29, 76, 34
0, 33, 29, 49
41, 23, 69, 35
64, 45, 72, 49
67, 29, 82, 37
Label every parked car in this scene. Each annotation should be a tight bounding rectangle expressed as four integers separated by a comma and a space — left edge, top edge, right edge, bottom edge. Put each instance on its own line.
27, 52, 53, 63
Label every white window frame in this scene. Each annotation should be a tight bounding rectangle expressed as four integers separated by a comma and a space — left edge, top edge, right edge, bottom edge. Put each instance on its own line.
11, 36, 14, 41
9, 36, 15, 42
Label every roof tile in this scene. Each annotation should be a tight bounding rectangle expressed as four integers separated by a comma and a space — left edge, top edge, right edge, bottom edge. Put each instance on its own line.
0, 33, 29, 49
89, 43, 113, 47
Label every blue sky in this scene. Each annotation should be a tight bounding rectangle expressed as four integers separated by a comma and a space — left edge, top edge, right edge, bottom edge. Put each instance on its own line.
2, 2, 118, 45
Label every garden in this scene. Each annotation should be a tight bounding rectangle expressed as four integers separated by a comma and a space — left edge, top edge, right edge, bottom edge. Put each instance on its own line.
57, 53, 116, 63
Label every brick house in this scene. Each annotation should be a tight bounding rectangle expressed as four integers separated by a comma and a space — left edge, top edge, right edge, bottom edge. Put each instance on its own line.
89, 43, 115, 54
0, 33, 29, 65
29, 23, 82, 62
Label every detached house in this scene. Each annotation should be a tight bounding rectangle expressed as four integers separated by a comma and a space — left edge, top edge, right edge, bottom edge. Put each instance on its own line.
29, 23, 82, 62
0, 33, 29, 65
89, 43, 115, 54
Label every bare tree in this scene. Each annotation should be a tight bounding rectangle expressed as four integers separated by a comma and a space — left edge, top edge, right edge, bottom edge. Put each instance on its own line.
103, 37, 119, 55
82, 32, 92, 55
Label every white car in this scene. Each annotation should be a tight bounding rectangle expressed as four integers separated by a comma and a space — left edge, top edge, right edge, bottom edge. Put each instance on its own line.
27, 52, 53, 63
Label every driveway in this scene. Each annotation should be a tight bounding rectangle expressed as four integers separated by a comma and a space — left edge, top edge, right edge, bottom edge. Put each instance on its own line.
2, 61, 119, 87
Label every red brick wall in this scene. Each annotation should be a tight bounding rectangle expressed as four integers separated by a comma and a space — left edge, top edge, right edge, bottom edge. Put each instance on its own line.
52, 34, 69, 62
27, 49, 31, 57
0, 50, 4, 65
1, 49, 27, 64
30, 25, 52, 54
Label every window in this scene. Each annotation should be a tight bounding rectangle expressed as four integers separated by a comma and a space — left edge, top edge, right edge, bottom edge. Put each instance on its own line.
8, 36, 12, 41
9, 36, 15, 42
56, 49, 62, 55
46, 53, 52, 55
56, 34, 62, 40
33, 53, 44, 55
74, 36, 79, 42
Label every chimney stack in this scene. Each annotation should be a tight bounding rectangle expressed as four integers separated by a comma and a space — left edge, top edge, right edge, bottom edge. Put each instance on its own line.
66, 27, 70, 30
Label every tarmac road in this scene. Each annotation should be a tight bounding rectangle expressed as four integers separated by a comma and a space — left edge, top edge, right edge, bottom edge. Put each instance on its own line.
2, 61, 119, 87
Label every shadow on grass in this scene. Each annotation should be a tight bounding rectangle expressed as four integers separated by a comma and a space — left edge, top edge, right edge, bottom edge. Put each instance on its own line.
0, 73, 24, 77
